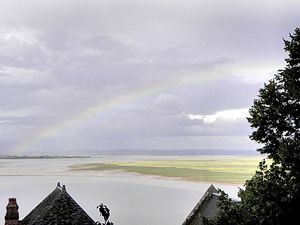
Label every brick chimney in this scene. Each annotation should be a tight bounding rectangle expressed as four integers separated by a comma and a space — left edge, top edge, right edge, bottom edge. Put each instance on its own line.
4, 198, 19, 225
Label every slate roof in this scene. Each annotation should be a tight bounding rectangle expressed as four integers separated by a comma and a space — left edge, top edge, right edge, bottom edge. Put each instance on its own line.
22, 183, 96, 225
182, 185, 219, 225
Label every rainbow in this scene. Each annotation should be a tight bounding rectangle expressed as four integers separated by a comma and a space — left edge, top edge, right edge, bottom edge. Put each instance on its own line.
11, 71, 219, 154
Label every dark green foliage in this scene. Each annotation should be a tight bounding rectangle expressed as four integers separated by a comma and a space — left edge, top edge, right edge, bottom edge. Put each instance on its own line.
248, 28, 300, 168
202, 190, 245, 225
205, 28, 300, 225
238, 161, 299, 225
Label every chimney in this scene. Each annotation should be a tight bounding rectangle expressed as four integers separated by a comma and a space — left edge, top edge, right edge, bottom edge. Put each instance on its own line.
4, 198, 19, 225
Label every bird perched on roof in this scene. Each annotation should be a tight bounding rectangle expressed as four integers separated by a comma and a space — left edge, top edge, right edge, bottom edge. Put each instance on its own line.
97, 204, 110, 224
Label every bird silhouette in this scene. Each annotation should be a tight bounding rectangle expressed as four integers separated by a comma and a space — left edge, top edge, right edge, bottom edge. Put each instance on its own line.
97, 204, 110, 224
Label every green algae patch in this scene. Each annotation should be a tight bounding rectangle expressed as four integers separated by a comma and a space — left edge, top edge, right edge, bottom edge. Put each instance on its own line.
70, 157, 267, 184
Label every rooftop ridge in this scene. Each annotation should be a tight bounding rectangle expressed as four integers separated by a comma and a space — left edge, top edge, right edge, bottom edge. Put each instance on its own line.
182, 184, 218, 225
22, 183, 96, 225
22, 186, 63, 224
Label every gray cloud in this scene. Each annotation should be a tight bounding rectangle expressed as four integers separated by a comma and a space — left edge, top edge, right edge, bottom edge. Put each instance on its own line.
0, 0, 299, 154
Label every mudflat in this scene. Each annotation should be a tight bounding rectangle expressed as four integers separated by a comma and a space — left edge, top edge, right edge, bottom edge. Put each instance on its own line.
70, 156, 265, 184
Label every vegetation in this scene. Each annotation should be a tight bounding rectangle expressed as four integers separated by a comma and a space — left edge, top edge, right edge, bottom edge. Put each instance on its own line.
70, 157, 264, 184
204, 28, 300, 225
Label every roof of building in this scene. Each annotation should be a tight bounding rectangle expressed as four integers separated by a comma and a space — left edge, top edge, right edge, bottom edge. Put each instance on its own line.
182, 185, 219, 225
22, 183, 96, 225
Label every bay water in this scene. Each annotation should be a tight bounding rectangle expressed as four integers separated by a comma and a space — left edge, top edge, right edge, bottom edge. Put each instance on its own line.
0, 157, 241, 225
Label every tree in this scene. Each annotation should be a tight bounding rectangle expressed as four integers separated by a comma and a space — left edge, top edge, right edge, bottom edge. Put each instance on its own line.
204, 28, 300, 225
248, 28, 300, 169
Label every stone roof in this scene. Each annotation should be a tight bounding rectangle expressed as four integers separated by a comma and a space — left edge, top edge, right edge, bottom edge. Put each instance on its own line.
21, 183, 96, 225
182, 185, 219, 225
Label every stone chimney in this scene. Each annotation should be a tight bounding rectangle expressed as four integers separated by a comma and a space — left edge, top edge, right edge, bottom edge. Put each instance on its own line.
4, 198, 19, 225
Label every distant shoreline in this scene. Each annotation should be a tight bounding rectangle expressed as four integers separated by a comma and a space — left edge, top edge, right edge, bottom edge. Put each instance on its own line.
0, 155, 90, 159
87, 149, 259, 156
0, 149, 259, 159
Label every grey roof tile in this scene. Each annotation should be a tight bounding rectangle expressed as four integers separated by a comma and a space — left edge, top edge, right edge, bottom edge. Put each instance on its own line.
182, 185, 219, 225
22, 184, 96, 225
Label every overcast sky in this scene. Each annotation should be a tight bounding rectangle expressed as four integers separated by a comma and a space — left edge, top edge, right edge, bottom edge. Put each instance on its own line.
0, 0, 299, 155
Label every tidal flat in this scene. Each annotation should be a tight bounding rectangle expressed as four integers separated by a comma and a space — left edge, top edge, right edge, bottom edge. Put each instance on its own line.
70, 156, 264, 184
0, 156, 250, 225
